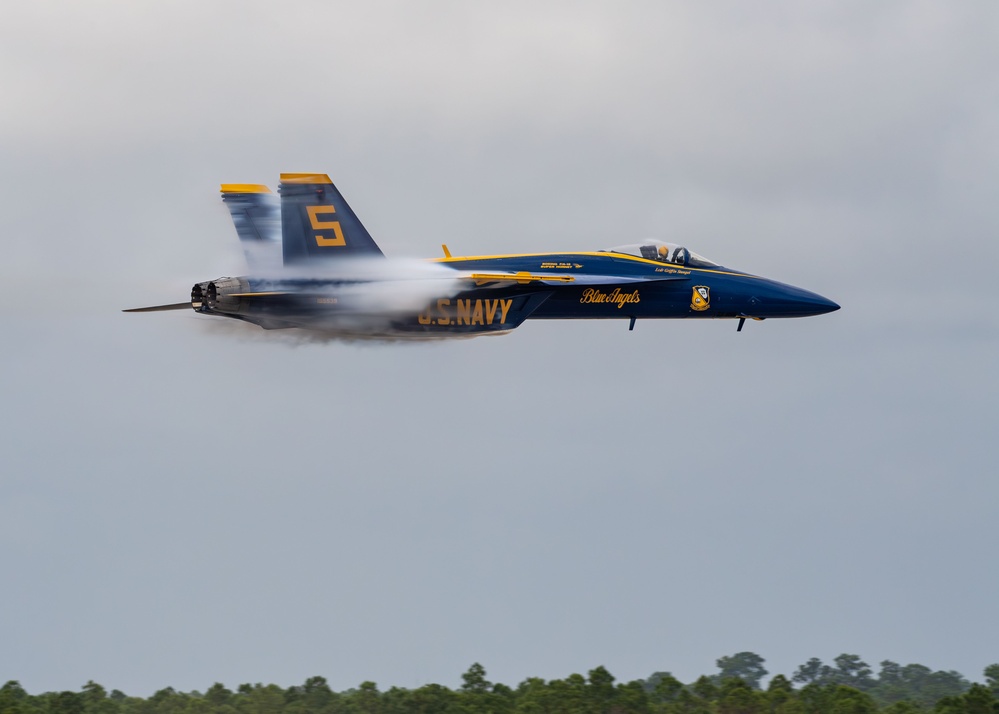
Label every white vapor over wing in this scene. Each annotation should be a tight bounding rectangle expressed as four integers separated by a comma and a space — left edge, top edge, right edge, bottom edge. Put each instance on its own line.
202, 257, 480, 342
239, 236, 283, 274
330, 277, 462, 315
280, 257, 466, 316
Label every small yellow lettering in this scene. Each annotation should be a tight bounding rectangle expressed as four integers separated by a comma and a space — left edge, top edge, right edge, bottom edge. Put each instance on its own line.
471, 301, 484, 325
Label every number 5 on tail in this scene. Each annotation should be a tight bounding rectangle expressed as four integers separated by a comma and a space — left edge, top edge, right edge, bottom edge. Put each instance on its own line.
307, 205, 345, 247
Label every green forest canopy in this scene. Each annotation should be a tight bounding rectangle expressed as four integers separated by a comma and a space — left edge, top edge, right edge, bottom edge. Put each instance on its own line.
3, 655, 998, 714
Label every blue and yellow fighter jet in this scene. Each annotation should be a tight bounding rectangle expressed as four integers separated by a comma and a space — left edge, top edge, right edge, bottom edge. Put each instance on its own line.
125, 173, 838, 336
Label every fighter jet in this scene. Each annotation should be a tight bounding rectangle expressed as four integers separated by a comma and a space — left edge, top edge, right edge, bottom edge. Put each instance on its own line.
125, 173, 838, 336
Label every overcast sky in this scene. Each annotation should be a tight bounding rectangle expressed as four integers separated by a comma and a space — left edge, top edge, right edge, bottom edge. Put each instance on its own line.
2, 0, 997, 698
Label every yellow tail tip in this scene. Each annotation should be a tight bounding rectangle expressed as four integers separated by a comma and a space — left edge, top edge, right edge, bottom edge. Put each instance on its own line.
279, 173, 333, 184
220, 183, 271, 194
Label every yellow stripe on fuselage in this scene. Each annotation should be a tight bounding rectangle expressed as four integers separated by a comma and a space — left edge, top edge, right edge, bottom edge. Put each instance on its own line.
433, 251, 757, 278
469, 272, 576, 284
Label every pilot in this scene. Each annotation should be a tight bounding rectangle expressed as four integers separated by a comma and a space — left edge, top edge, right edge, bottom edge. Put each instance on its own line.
657, 245, 688, 265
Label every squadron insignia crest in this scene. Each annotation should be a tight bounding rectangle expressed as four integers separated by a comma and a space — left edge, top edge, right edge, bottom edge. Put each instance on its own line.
691, 285, 710, 311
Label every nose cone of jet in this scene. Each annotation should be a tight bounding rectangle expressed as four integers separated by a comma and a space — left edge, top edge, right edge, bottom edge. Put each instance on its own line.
751, 280, 840, 318
810, 293, 840, 315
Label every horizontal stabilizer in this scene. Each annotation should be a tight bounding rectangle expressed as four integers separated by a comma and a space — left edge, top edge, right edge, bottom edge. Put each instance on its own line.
122, 303, 190, 313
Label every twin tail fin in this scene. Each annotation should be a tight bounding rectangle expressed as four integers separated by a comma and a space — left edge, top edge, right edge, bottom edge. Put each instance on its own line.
220, 184, 281, 271
221, 173, 384, 271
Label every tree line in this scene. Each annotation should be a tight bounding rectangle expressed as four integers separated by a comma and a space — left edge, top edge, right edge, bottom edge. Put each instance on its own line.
3, 654, 998, 714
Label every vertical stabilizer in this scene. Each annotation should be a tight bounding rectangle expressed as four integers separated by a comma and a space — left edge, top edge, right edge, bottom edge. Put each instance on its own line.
220, 184, 281, 271
279, 173, 384, 266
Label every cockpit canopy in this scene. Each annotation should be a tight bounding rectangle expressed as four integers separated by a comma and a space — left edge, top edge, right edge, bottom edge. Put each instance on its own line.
607, 241, 719, 268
